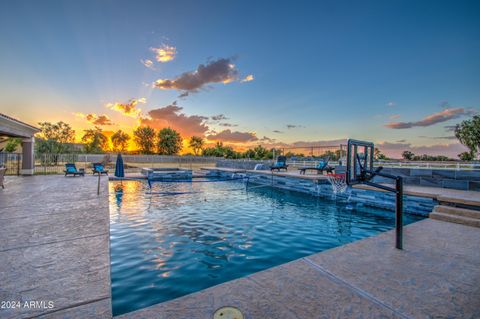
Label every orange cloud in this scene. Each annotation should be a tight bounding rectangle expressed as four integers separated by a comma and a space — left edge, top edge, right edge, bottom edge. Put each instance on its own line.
377, 141, 468, 159
207, 129, 258, 143
154, 58, 239, 93
106, 98, 146, 118
151, 44, 176, 63
385, 108, 475, 129
140, 102, 209, 137
75, 113, 114, 125
241, 74, 254, 83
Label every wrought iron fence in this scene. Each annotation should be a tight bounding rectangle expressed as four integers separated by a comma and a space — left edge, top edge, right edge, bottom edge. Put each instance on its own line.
0, 153, 22, 175
33, 153, 219, 175
286, 159, 480, 171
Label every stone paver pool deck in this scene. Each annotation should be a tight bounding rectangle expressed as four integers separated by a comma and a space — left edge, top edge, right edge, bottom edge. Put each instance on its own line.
0, 175, 111, 319
1, 175, 479, 319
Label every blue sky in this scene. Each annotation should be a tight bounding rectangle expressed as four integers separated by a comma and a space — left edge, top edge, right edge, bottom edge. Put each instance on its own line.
0, 0, 479, 157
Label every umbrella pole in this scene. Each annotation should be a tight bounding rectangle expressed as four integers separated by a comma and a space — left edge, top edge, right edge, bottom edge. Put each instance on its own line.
97, 173, 101, 195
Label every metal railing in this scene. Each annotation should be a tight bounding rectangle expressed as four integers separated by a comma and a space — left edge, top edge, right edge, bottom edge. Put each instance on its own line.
32, 153, 219, 175
375, 161, 480, 170
286, 160, 480, 171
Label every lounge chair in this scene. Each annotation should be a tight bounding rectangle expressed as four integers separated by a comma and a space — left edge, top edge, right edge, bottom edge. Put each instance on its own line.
92, 163, 109, 175
0, 167, 6, 189
298, 157, 334, 175
270, 156, 288, 172
64, 163, 85, 177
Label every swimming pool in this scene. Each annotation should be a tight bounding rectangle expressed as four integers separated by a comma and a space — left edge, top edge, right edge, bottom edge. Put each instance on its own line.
109, 179, 422, 316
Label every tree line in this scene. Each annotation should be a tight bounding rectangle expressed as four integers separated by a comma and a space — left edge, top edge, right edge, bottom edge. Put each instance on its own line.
30, 122, 281, 159
2, 114, 478, 160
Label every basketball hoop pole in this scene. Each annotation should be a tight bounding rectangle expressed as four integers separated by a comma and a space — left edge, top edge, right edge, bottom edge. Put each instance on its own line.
361, 170, 404, 249
395, 176, 403, 250
346, 139, 404, 249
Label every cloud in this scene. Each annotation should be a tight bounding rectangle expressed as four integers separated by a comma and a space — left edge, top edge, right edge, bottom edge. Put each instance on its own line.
106, 98, 146, 118
211, 114, 229, 121
387, 102, 396, 107
444, 125, 457, 132
210, 114, 237, 127
89, 114, 114, 126
150, 44, 176, 63
260, 136, 275, 143
140, 103, 209, 137
389, 114, 400, 120
377, 141, 468, 159
241, 74, 254, 83
207, 129, 258, 143
273, 130, 284, 134
75, 113, 114, 125
154, 58, 239, 93
385, 108, 475, 129
419, 135, 457, 140
286, 124, 305, 129
178, 92, 189, 98
141, 59, 154, 69
289, 139, 347, 148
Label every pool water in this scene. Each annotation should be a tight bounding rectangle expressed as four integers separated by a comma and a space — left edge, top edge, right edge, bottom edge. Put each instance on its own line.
109, 179, 422, 316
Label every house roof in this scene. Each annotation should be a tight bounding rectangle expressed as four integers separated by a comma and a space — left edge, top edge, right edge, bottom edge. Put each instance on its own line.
0, 113, 40, 132
0, 113, 41, 138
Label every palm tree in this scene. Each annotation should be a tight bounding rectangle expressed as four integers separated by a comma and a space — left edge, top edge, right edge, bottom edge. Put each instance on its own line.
111, 130, 130, 152
189, 136, 205, 155
157, 128, 183, 155
133, 126, 156, 154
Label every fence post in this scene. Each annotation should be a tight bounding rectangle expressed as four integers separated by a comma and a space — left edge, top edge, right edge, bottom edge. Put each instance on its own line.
17, 154, 20, 175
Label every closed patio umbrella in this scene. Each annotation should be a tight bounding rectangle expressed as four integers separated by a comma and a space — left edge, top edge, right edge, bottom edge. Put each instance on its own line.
115, 153, 124, 178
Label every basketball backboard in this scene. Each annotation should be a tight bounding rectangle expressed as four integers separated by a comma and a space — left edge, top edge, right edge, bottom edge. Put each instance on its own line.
346, 139, 374, 185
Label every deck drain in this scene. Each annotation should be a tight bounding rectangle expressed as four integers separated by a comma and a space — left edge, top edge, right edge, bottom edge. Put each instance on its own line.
213, 306, 244, 319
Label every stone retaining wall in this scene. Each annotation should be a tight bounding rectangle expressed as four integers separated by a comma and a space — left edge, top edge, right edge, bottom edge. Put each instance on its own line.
373, 167, 480, 191
205, 169, 435, 216
215, 160, 480, 191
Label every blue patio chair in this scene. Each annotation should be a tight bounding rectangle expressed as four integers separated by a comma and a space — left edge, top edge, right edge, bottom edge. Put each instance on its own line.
64, 163, 85, 177
270, 156, 288, 172
298, 156, 334, 175
92, 163, 109, 175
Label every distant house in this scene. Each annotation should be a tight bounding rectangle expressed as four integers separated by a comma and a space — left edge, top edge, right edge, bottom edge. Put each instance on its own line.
0, 113, 40, 175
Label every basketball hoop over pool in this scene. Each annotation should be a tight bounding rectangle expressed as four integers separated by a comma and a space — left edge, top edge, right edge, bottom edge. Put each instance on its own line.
345, 139, 405, 250
326, 173, 347, 195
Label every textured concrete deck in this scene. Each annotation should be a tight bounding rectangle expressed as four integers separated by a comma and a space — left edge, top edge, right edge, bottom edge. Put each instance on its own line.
0, 175, 111, 319
118, 219, 480, 319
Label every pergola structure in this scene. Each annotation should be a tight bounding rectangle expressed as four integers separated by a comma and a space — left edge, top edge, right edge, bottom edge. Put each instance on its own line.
0, 113, 40, 175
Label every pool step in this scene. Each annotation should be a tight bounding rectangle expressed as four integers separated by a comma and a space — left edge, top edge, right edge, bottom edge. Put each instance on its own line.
433, 205, 480, 219
430, 205, 480, 228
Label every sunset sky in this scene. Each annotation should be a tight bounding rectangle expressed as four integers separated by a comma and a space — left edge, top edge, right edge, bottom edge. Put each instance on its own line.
0, 0, 479, 157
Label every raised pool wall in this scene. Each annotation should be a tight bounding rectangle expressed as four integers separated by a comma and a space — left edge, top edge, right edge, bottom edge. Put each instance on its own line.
372, 167, 480, 191
206, 169, 435, 216
216, 159, 480, 191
